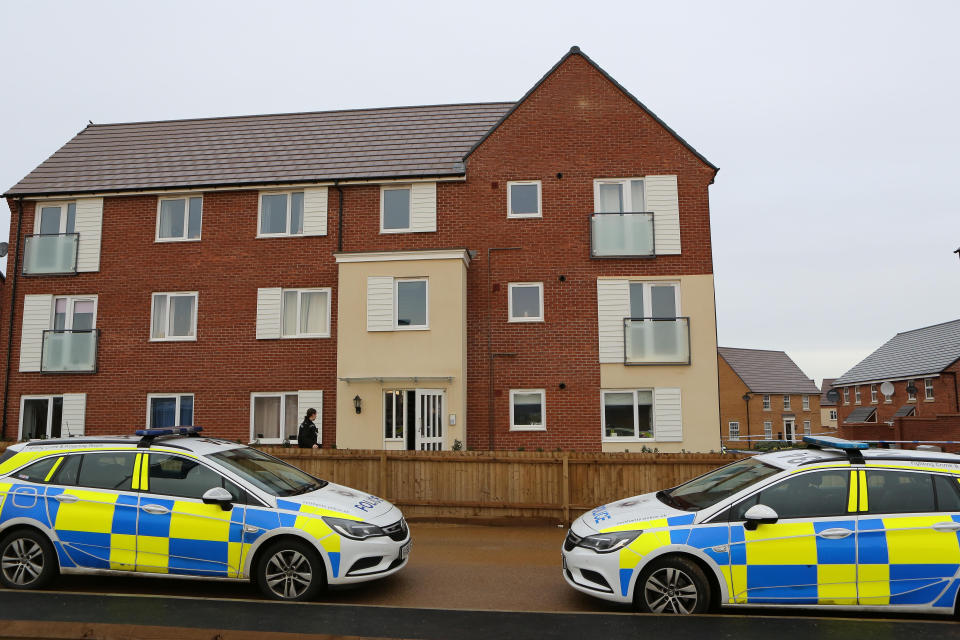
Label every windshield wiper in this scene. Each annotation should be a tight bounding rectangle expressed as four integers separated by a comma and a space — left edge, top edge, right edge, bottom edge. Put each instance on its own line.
287, 482, 320, 496
657, 489, 695, 511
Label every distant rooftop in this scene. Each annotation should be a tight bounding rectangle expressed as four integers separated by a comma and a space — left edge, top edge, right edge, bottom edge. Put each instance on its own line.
820, 378, 838, 406
719, 347, 820, 394
834, 318, 960, 386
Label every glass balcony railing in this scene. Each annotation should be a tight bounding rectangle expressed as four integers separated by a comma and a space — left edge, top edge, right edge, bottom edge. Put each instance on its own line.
41, 330, 98, 373
624, 317, 690, 365
23, 234, 79, 275
591, 212, 654, 257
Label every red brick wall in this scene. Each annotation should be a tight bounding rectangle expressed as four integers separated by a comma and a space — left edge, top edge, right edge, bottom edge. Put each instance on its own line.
0, 53, 716, 450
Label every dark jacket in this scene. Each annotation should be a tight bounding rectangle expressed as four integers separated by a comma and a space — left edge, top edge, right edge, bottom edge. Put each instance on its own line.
297, 419, 319, 448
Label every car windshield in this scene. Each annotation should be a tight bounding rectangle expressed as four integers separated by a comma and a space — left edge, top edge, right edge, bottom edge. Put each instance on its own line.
208, 447, 327, 497
658, 458, 781, 512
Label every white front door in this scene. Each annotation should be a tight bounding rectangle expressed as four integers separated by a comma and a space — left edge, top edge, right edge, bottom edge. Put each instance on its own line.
783, 418, 796, 442
415, 389, 444, 451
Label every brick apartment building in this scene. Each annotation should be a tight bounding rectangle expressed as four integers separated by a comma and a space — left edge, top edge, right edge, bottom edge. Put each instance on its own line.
0, 47, 722, 452
718, 347, 821, 446
833, 319, 960, 451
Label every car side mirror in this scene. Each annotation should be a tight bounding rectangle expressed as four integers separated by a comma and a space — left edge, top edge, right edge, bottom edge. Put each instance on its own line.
743, 504, 778, 531
202, 486, 234, 511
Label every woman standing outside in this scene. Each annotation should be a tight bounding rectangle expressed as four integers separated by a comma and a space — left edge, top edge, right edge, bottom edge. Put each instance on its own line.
297, 408, 320, 449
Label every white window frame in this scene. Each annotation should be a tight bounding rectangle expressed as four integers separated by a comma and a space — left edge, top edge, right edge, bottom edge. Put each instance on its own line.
156, 195, 203, 242
146, 393, 195, 428
394, 278, 429, 330
843, 388, 850, 404
34, 201, 76, 235
829, 410, 838, 421
383, 389, 413, 442
506, 180, 542, 219
855, 387, 861, 404
802, 395, 810, 411
783, 395, 791, 411
250, 391, 299, 444
870, 384, 878, 403
380, 185, 413, 233
628, 281, 681, 317
762, 395, 771, 410
510, 389, 546, 432
728, 421, 740, 441
281, 288, 332, 339
593, 178, 645, 212
907, 380, 917, 402
803, 420, 811, 435
763, 421, 773, 439
257, 190, 305, 238
52, 296, 98, 330
507, 282, 544, 323
601, 389, 655, 441
18, 395, 62, 440
150, 291, 198, 342
924, 378, 935, 401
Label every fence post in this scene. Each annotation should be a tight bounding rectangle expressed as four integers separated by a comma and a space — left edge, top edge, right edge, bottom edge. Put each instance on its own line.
562, 453, 570, 525
379, 451, 388, 499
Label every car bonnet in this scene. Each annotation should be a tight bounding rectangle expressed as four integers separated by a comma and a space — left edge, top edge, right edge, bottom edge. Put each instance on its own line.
575, 491, 694, 535
278, 481, 398, 522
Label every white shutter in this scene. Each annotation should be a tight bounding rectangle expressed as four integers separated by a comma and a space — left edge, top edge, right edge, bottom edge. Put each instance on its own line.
645, 176, 680, 255
61, 393, 86, 436
74, 197, 104, 271
410, 182, 437, 232
367, 276, 394, 332
19, 294, 53, 372
298, 390, 324, 443
256, 288, 282, 339
597, 279, 629, 363
302, 187, 328, 236
654, 387, 683, 442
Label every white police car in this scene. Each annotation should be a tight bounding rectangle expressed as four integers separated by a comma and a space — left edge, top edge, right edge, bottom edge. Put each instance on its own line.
0, 428, 411, 600
563, 436, 960, 615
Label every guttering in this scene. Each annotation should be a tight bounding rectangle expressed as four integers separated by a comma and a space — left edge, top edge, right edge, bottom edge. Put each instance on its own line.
2, 198, 24, 437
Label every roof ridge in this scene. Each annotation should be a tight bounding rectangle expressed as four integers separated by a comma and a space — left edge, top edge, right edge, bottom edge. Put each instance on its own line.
893, 317, 960, 337
85, 101, 517, 129
718, 346, 787, 355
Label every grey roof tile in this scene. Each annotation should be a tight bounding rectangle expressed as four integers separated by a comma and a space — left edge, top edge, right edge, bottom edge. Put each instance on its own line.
4, 103, 514, 196
833, 318, 960, 386
719, 347, 821, 394
845, 406, 878, 423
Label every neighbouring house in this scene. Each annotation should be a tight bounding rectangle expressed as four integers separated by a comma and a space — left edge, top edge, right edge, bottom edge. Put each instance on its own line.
833, 319, 960, 451
718, 347, 821, 446
0, 47, 722, 452
820, 377, 838, 429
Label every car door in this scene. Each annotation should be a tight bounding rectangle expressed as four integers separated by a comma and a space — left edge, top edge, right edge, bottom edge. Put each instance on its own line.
138, 452, 246, 577
728, 468, 857, 605
857, 469, 960, 607
46, 451, 140, 570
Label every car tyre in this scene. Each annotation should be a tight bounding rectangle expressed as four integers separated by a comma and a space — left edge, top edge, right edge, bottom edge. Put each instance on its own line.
255, 538, 325, 601
634, 556, 711, 615
0, 528, 58, 590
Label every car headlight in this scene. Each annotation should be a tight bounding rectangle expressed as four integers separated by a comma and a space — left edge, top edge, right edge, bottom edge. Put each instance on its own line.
322, 516, 385, 540
577, 530, 643, 553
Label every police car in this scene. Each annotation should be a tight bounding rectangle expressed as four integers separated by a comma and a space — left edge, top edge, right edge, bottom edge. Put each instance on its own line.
0, 428, 411, 600
562, 436, 960, 615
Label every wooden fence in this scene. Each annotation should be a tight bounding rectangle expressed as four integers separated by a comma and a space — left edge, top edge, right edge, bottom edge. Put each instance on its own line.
259, 448, 742, 523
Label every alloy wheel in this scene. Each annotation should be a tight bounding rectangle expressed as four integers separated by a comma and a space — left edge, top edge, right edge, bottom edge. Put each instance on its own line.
643, 566, 699, 614
1, 537, 44, 586
264, 549, 314, 599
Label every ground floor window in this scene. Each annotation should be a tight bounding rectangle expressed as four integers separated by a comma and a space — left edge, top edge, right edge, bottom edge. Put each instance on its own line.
148, 394, 194, 428
803, 420, 812, 435
829, 410, 838, 421
20, 396, 63, 439
602, 389, 653, 440
510, 389, 546, 431
728, 421, 740, 441
251, 392, 299, 443
763, 421, 772, 439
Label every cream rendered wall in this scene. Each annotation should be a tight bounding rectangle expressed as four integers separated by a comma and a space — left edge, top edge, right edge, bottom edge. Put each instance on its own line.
600, 274, 721, 453
821, 407, 838, 430
336, 255, 468, 450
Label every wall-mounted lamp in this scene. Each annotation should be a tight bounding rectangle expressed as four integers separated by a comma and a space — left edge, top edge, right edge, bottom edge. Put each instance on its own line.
353, 395, 362, 414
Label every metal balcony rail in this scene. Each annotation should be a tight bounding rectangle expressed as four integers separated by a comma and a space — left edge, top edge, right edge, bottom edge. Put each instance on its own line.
623, 317, 690, 365
590, 212, 654, 257
41, 329, 99, 373
23, 233, 79, 275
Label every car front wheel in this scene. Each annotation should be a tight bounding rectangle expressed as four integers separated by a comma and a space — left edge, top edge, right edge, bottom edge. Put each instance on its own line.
255, 538, 325, 601
0, 529, 57, 590
634, 556, 711, 614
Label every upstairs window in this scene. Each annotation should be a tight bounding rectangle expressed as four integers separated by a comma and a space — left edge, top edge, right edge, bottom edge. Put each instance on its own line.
395, 279, 428, 329
151, 292, 198, 341
843, 388, 850, 404
381, 186, 411, 232
783, 395, 791, 410
870, 384, 878, 403
802, 395, 810, 411
157, 196, 202, 241
37, 202, 76, 235
924, 378, 935, 400
907, 380, 917, 401
259, 192, 304, 236
855, 387, 862, 404
829, 409, 838, 420
508, 283, 543, 322
594, 178, 644, 213
507, 181, 541, 218
282, 288, 331, 338
762, 395, 771, 410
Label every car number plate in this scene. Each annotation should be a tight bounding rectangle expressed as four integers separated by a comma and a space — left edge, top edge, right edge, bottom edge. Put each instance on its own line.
400, 540, 412, 560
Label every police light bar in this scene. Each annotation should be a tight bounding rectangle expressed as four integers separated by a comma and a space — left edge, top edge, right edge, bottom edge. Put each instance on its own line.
802, 435, 869, 450
134, 426, 203, 437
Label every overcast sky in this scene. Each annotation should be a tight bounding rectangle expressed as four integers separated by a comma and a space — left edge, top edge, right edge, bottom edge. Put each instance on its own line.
1, 1, 958, 386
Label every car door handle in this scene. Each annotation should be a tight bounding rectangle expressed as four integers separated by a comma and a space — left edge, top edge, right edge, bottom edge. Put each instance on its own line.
933, 522, 960, 532
141, 504, 170, 515
817, 528, 853, 539
53, 494, 79, 504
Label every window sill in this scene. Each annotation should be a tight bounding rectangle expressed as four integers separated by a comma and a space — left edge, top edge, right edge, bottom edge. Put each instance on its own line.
379, 228, 422, 234
603, 437, 656, 443
508, 318, 544, 323
256, 233, 305, 239
394, 325, 430, 331
509, 425, 546, 432
155, 237, 202, 243
924, 398, 935, 402
507, 213, 542, 219
281, 334, 332, 339
149, 337, 197, 342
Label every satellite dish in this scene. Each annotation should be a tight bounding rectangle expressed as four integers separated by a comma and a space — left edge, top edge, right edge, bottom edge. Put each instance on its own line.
0, 242, 8, 258
825, 389, 839, 403
879, 381, 895, 398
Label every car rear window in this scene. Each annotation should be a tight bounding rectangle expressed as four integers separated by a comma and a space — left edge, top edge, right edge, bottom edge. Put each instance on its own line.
76, 452, 137, 491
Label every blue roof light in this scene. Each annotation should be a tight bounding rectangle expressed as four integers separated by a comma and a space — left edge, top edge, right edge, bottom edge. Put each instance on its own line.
134, 426, 203, 437
802, 435, 869, 450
